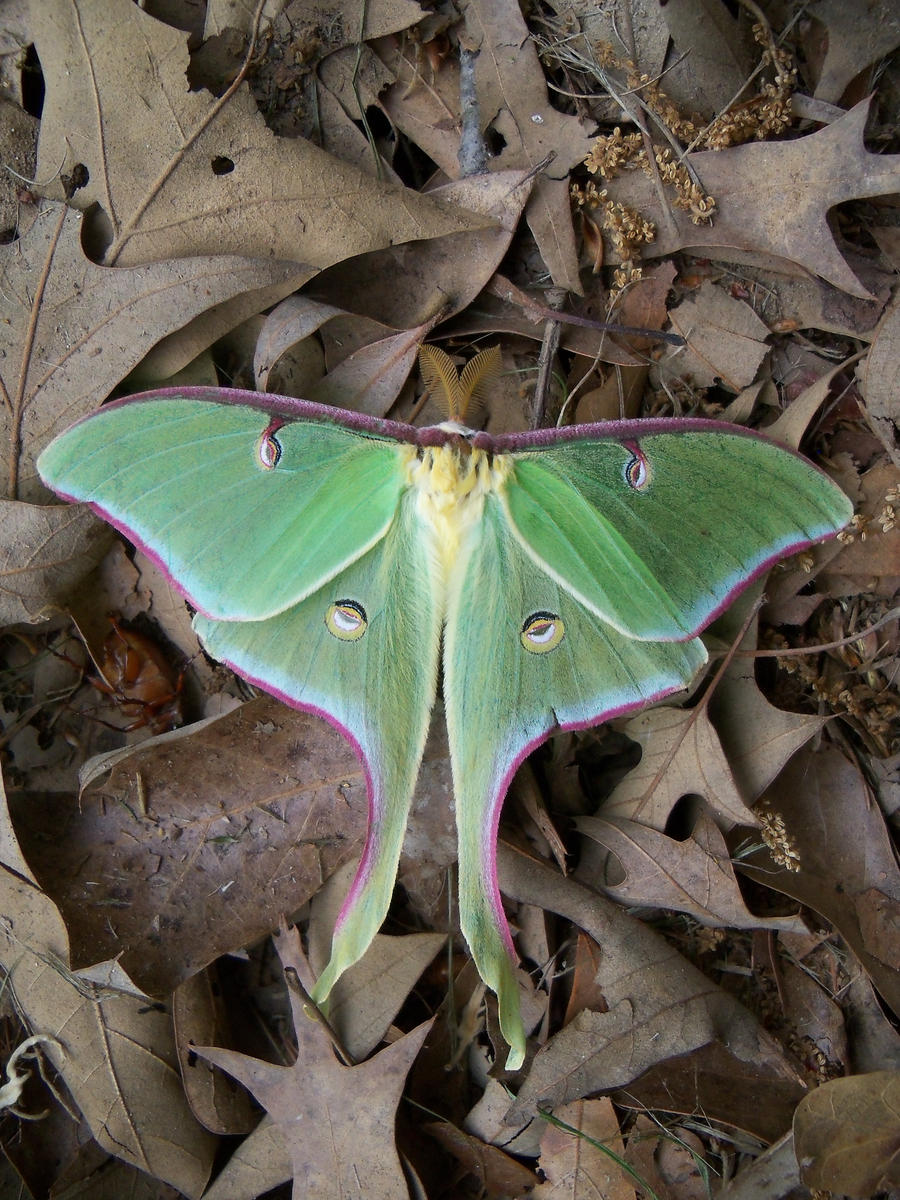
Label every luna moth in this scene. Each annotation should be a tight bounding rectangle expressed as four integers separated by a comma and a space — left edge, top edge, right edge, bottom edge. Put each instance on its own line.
37, 346, 852, 1069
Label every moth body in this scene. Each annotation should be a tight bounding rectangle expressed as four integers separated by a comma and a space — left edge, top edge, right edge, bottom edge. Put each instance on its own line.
401, 438, 512, 584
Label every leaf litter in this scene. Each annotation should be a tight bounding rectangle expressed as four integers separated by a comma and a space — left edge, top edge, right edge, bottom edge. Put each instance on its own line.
0, 0, 898, 1197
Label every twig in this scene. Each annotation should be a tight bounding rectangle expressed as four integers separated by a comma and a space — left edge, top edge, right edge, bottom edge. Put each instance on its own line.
351, 0, 383, 181
486, 275, 683, 344
531, 288, 566, 427
731, 607, 900, 658
458, 42, 488, 176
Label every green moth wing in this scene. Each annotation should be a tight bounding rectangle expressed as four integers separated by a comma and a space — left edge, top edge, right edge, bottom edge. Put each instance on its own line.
500, 428, 853, 641
445, 496, 708, 1068
37, 393, 407, 621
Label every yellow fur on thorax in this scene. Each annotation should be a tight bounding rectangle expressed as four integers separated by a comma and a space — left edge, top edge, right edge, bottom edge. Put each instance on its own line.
401, 442, 511, 583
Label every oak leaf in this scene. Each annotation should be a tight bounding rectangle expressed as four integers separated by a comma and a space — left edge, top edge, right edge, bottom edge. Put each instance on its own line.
32, 0, 491, 268
196, 928, 431, 1200
603, 100, 900, 299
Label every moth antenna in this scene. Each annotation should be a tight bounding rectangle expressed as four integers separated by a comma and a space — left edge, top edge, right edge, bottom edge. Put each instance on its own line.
457, 345, 501, 422
418, 344, 465, 420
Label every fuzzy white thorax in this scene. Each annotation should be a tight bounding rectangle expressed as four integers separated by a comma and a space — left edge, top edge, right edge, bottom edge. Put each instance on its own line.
401, 441, 512, 584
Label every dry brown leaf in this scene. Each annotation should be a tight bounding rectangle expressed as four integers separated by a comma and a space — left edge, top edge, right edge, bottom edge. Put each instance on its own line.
115, 548, 210, 686
313, 38, 408, 177
701, 585, 835, 801
195, 928, 431, 1200
25, 1139, 190, 1200
305, 321, 438, 416
708, 660, 829, 803
247, 0, 423, 167
843, 972, 900, 1075
464, 1075, 543, 1157
377, 1, 593, 292
0, 500, 111, 625
443, 286, 644, 369
811, 0, 900, 103
561, 932, 606, 1030
650, 1129, 709, 1200
10, 696, 367, 994
424, 1121, 538, 1195
396, 708, 458, 926
255, 294, 441, 413
871, 224, 900, 273
125, 271, 310, 389
33, 0, 489, 268
578, 810, 801, 931
1, 203, 305, 503
664, 282, 771, 390
793, 1071, 900, 1194
458, 0, 594, 292
267, 173, 538, 406
766, 358, 865, 448
303, 169, 533, 333
201, 1115, 289, 1200
499, 846, 805, 1127
611, 1040, 805, 1143
780, 959, 848, 1067
549, 0, 668, 82
715, 1131, 801, 1200
298, 0, 426, 49
863, 287, 900, 455
816, 462, 899, 597
254, 296, 348, 392
611, 261, 679, 349
725, 261, 886, 342
320, 930, 446, 1061
738, 746, 900, 1015
375, 36, 465, 175
1, 1098, 89, 1199
660, 0, 755, 114
12, 695, 453, 998
600, 705, 759, 831
533, 1097, 633, 1200
603, 99, 900, 298
0, 93, 37, 230
203, 0, 342, 40
761, 544, 850, 626
618, 1114, 707, 1200
0, 776, 216, 1195
172, 970, 259, 1137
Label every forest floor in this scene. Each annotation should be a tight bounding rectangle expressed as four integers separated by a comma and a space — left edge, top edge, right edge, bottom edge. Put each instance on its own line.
0, 1, 898, 1198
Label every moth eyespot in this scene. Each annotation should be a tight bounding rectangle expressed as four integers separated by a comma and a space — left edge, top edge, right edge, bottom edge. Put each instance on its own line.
257, 420, 284, 469
259, 436, 281, 469
521, 611, 564, 653
326, 600, 368, 641
624, 444, 650, 490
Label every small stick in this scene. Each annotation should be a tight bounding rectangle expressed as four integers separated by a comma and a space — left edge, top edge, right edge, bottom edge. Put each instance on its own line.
531, 288, 567, 427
